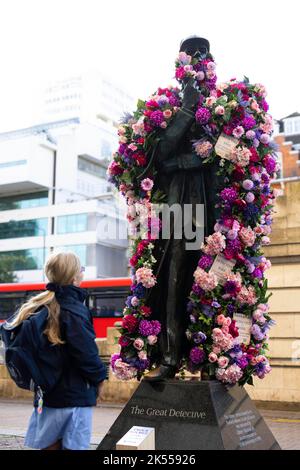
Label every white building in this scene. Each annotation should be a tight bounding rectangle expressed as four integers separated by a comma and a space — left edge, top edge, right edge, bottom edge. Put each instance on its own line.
43, 70, 134, 128
0, 118, 128, 282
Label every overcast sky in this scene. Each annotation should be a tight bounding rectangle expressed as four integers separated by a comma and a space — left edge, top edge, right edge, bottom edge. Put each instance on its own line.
0, 0, 299, 133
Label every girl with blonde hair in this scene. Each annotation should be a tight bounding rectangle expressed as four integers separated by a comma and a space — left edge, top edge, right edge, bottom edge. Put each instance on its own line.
11, 251, 107, 450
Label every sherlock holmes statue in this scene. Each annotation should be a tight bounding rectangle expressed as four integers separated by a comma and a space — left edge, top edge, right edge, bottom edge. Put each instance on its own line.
141, 36, 222, 381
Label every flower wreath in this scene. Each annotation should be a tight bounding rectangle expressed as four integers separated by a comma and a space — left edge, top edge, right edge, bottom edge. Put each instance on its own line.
108, 50, 279, 385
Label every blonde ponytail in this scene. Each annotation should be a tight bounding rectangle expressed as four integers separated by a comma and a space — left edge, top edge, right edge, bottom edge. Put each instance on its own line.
8, 251, 82, 346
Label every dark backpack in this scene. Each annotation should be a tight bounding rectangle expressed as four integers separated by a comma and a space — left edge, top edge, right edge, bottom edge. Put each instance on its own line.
0, 307, 64, 395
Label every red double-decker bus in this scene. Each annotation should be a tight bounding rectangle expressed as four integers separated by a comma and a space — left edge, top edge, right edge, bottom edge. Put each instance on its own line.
0, 278, 131, 338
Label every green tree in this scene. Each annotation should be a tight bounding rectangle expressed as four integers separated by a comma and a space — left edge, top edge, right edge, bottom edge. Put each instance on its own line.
0, 254, 18, 283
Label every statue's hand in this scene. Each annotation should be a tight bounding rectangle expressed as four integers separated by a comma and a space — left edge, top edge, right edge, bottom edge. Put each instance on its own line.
182, 78, 201, 110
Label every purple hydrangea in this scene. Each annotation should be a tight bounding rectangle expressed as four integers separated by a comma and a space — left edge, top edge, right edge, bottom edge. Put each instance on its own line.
236, 356, 249, 369
118, 143, 127, 155
189, 347, 206, 364
198, 255, 213, 269
192, 283, 205, 296
150, 110, 164, 126
252, 268, 263, 279
220, 187, 238, 203
263, 156, 276, 174
261, 99, 269, 112
195, 107, 211, 125
242, 116, 256, 130
138, 319, 161, 336
151, 320, 161, 336
169, 96, 180, 107
139, 320, 153, 336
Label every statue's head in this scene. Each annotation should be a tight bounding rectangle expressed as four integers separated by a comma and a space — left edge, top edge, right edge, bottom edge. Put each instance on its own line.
179, 36, 210, 58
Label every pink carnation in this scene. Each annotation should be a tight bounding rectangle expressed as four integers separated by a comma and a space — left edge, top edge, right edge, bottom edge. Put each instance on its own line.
212, 328, 233, 352
236, 285, 257, 305
113, 359, 137, 381
141, 178, 154, 192
216, 364, 243, 384
202, 232, 226, 255
135, 267, 157, 288
193, 267, 218, 291
230, 146, 251, 167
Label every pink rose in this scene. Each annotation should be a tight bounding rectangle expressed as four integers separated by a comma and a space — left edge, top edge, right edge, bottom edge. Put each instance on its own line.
206, 96, 217, 107
147, 335, 158, 345
215, 105, 225, 115
194, 267, 218, 291
218, 356, 229, 368
239, 226, 256, 247
163, 109, 172, 119
133, 338, 144, 350
216, 314, 226, 325
208, 352, 218, 363
138, 351, 148, 360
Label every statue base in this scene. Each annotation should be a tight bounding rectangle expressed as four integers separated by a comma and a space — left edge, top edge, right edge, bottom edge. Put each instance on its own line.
97, 379, 280, 450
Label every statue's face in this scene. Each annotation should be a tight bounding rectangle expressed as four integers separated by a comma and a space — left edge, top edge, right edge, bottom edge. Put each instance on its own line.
182, 45, 208, 60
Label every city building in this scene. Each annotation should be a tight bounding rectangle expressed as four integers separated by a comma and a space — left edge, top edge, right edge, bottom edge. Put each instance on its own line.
0, 119, 128, 282
42, 69, 134, 128
0, 71, 136, 283
274, 112, 300, 179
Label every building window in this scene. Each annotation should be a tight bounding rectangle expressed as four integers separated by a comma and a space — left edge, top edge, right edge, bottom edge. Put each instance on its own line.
0, 159, 27, 169
78, 156, 107, 179
54, 245, 87, 265
0, 218, 48, 240
284, 117, 300, 135
0, 191, 48, 211
0, 248, 46, 270
57, 213, 88, 234
294, 119, 300, 134
101, 140, 112, 159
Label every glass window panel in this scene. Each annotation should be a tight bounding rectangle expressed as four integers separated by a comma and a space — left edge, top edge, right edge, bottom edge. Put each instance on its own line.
0, 191, 48, 211
0, 248, 46, 270
57, 214, 88, 234
0, 218, 48, 239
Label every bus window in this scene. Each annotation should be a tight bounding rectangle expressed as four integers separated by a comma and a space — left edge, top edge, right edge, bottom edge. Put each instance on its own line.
0, 295, 25, 320
93, 295, 125, 318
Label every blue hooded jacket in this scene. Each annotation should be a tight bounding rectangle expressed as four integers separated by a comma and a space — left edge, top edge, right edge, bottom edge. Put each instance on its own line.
33, 285, 107, 408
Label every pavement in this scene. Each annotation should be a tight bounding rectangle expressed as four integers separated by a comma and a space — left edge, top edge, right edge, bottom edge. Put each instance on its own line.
0, 398, 299, 450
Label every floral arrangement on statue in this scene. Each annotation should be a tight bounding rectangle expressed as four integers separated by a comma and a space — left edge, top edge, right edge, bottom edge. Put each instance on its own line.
108, 50, 279, 385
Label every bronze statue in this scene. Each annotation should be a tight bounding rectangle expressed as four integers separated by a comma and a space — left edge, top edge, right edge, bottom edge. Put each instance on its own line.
140, 36, 223, 381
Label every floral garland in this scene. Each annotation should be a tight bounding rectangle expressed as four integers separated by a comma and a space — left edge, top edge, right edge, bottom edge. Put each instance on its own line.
108, 50, 279, 385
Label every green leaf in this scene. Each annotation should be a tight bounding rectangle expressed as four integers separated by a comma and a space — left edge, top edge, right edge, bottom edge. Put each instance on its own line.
136, 99, 146, 110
